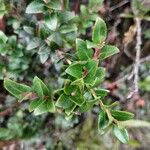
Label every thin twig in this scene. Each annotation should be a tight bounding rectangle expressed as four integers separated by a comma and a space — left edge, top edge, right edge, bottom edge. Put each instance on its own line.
132, 4, 142, 95
115, 55, 150, 83
140, 55, 150, 63
110, 0, 129, 12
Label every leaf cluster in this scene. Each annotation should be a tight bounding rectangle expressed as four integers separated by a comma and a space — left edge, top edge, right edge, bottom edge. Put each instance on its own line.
4, 14, 134, 143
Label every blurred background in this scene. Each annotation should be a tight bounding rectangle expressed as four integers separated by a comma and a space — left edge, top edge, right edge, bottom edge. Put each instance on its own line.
0, 0, 150, 149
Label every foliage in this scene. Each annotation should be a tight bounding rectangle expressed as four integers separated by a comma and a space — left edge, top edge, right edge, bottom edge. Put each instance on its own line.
140, 76, 150, 92
3, 1, 134, 143
0, 110, 43, 140
1, 0, 150, 148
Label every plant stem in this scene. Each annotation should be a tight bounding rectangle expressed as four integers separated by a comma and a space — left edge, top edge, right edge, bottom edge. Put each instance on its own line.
132, 1, 142, 95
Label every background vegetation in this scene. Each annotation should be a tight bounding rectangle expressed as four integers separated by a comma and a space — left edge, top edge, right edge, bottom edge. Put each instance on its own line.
0, 0, 150, 149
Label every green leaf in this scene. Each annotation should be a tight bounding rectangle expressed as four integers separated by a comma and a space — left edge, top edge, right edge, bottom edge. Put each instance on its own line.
34, 99, 55, 115
23, 26, 34, 34
65, 104, 76, 116
65, 113, 74, 120
107, 101, 119, 108
63, 0, 69, 10
53, 88, 64, 97
144, 29, 150, 39
36, 77, 50, 96
86, 40, 99, 49
80, 5, 88, 17
69, 88, 85, 106
26, 38, 41, 50
62, 81, 84, 106
32, 76, 50, 98
39, 53, 49, 64
0, 128, 11, 140
111, 110, 134, 121
64, 80, 84, 96
56, 94, 75, 109
7, 123, 23, 138
0, 31, 8, 44
38, 23, 51, 39
64, 81, 76, 95
45, 13, 58, 31
139, 76, 150, 92
32, 77, 44, 99
98, 110, 109, 131
66, 60, 100, 85
93, 67, 105, 86
4, 78, 31, 100
92, 17, 107, 44
84, 60, 98, 84
76, 38, 93, 60
113, 126, 129, 143
71, 78, 84, 92
60, 24, 77, 34
119, 120, 150, 128
46, 99, 55, 113
32, 76, 50, 99
84, 92, 93, 100
48, 0, 61, 10
89, 0, 104, 7
59, 11, 75, 23
46, 32, 63, 46
38, 45, 50, 64
0, 0, 6, 17
79, 99, 97, 112
29, 99, 44, 112
65, 62, 84, 79
100, 45, 119, 60
95, 89, 109, 98
71, 78, 84, 87
26, 1, 45, 14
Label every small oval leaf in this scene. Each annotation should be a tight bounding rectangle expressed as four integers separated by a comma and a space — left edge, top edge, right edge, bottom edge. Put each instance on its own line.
100, 45, 119, 60
76, 38, 93, 61
4, 78, 31, 100
34, 99, 55, 115
29, 99, 44, 112
92, 17, 107, 44
98, 110, 109, 131
113, 126, 129, 144
111, 110, 134, 121
26, 1, 45, 14
65, 62, 84, 79
56, 94, 74, 109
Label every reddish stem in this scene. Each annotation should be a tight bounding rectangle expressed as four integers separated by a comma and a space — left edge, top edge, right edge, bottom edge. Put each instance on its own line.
93, 48, 100, 60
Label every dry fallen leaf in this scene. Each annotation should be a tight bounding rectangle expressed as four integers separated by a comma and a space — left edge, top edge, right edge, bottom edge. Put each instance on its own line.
123, 24, 137, 48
